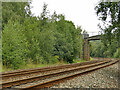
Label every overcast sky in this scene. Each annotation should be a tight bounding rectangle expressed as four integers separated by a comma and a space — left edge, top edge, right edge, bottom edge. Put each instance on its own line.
30, 0, 101, 36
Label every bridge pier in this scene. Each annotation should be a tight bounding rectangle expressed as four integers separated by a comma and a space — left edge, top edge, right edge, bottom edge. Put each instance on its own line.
81, 34, 101, 61
83, 39, 90, 61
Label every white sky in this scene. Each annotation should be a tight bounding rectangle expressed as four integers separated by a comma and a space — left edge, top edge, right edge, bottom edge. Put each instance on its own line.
30, 0, 101, 36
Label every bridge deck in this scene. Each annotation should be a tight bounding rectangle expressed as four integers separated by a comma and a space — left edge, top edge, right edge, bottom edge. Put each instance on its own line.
84, 35, 101, 41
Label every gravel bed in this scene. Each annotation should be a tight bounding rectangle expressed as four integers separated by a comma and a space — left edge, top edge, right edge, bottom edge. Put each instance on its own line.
12, 60, 113, 88
51, 62, 119, 88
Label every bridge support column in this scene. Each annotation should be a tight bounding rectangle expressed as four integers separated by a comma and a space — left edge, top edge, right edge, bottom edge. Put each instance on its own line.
83, 39, 90, 61
81, 34, 101, 61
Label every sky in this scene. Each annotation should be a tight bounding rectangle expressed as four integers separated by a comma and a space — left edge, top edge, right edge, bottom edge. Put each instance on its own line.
30, 0, 101, 36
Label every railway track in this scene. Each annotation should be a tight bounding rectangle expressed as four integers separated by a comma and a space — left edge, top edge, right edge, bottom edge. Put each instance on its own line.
1, 59, 104, 76
0, 58, 119, 89
1, 59, 104, 80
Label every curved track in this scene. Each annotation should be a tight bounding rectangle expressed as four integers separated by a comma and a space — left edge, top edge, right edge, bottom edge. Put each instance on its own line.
23, 59, 118, 89
1, 59, 104, 79
0, 58, 119, 89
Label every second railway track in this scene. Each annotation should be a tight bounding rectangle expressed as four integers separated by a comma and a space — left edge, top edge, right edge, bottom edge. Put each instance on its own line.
0, 58, 119, 89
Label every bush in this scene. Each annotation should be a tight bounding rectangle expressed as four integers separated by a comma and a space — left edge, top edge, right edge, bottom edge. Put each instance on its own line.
49, 56, 59, 64
114, 48, 120, 58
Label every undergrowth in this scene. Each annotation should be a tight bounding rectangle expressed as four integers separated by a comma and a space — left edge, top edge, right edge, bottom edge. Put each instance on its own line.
2, 58, 87, 72
2, 59, 69, 72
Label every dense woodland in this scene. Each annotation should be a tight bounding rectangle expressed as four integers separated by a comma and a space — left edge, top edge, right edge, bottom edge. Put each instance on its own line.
1, 1, 120, 70
2, 2, 83, 69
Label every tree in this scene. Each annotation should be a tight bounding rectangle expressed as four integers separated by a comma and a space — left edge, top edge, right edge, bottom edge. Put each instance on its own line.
2, 19, 27, 69
2, 2, 31, 28
95, 2, 120, 47
52, 14, 82, 63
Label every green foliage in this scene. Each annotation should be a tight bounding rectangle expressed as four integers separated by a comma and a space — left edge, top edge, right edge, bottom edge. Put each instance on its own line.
90, 40, 119, 58
2, 3, 83, 69
114, 48, 120, 58
53, 16, 82, 63
2, 2, 31, 27
2, 20, 27, 69
23, 17, 56, 64
49, 56, 59, 64
95, 2, 120, 46
73, 58, 85, 63
94, 2, 120, 59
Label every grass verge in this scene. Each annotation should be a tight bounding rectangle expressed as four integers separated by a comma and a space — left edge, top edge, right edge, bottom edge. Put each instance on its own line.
2, 58, 87, 72
2, 60, 68, 72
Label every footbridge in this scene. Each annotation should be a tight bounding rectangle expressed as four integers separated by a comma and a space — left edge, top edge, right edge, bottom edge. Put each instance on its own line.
82, 34, 101, 61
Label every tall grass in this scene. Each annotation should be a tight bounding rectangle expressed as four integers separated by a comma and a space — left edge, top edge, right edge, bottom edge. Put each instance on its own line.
2, 58, 87, 72
2, 59, 68, 72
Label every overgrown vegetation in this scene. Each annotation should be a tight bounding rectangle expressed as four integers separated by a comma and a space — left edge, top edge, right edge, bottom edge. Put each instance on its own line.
2, 2, 83, 70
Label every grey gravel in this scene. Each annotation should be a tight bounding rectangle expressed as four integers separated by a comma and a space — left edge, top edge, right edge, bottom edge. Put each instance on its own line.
51, 62, 119, 88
